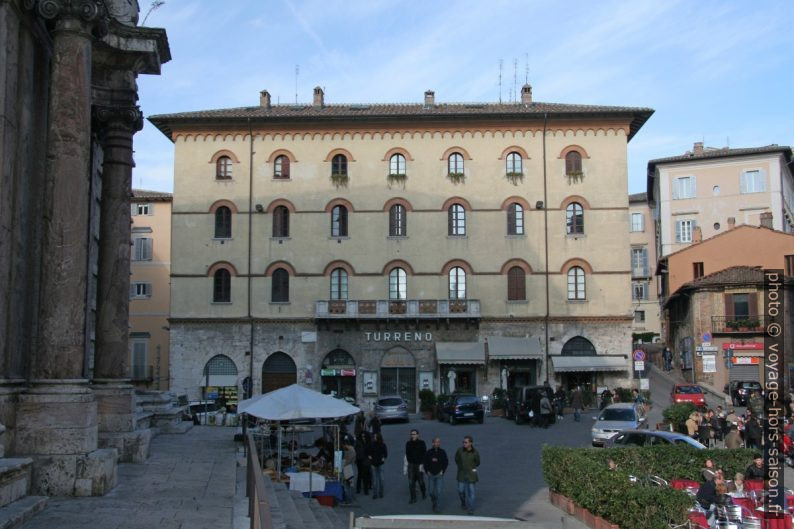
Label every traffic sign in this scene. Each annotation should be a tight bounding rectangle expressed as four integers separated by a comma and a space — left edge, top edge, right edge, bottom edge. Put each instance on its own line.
634, 360, 645, 371
632, 349, 646, 361
702, 332, 712, 342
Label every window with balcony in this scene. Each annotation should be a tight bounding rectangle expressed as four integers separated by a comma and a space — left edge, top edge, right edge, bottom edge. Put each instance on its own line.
507, 203, 524, 235
330, 268, 348, 300
449, 267, 466, 299
389, 268, 407, 300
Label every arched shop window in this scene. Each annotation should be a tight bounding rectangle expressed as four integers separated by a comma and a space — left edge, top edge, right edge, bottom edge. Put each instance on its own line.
321, 349, 356, 402
561, 336, 596, 356
201, 355, 239, 417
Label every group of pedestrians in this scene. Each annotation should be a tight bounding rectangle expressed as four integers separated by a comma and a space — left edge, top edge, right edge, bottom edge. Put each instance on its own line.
684, 405, 764, 449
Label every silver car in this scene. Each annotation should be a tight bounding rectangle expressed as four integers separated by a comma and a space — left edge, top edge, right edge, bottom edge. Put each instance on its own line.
591, 403, 646, 446
374, 395, 409, 423
606, 429, 705, 449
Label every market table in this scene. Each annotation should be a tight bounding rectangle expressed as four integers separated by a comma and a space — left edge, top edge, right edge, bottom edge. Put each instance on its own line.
285, 471, 326, 493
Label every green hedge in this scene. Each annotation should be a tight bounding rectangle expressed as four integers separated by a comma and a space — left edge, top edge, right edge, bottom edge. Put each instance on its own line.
542, 445, 758, 529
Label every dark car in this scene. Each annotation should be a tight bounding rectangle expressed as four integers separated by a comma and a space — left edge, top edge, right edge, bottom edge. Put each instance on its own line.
507, 385, 556, 426
437, 393, 484, 425
724, 380, 762, 407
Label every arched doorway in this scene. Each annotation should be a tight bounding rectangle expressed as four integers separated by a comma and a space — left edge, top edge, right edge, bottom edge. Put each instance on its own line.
380, 348, 417, 412
202, 354, 239, 411
320, 349, 356, 402
262, 351, 296, 394
559, 336, 597, 397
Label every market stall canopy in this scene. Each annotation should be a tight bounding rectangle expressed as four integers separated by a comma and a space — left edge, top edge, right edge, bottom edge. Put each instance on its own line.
435, 341, 486, 365
237, 384, 360, 420
488, 337, 542, 359
551, 355, 628, 373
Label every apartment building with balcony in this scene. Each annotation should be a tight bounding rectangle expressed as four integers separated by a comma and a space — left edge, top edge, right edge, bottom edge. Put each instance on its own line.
150, 86, 653, 410
628, 192, 660, 340
130, 190, 172, 390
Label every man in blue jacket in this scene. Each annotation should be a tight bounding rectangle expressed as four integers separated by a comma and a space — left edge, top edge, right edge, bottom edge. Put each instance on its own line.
423, 437, 449, 513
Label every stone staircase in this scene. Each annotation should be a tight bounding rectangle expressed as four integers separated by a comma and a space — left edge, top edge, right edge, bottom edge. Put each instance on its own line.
0, 458, 47, 529
135, 391, 193, 436
262, 477, 350, 529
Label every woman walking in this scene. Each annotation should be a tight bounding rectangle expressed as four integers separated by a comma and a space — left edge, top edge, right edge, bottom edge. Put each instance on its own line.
367, 432, 388, 499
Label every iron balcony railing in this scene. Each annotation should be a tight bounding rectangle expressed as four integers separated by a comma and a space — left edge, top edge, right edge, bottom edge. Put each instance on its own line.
711, 315, 766, 334
316, 299, 481, 319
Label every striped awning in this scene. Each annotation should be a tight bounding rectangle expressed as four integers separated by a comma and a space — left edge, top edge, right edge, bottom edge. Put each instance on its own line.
551, 355, 628, 373
435, 342, 486, 365
488, 337, 543, 359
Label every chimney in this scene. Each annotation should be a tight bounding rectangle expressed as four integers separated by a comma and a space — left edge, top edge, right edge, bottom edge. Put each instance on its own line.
693, 142, 704, 155
760, 211, 773, 229
693, 226, 702, 243
521, 83, 532, 105
424, 90, 435, 107
259, 90, 271, 109
313, 86, 324, 107
727, 216, 736, 230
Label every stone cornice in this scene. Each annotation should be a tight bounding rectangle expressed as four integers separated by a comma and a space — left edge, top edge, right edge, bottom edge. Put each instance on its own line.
168, 315, 633, 325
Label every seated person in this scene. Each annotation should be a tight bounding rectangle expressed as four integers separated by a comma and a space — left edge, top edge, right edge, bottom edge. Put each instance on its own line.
701, 459, 716, 481
726, 472, 744, 493
696, 476, 718, 510
744, 456, 764, 480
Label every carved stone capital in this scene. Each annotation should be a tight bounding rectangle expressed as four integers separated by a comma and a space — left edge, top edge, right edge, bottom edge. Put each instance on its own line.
93, 105, 143, 134
25, 0, 109, 37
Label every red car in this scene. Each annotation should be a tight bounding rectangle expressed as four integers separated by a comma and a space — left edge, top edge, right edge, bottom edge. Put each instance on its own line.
671, 384, 706, 407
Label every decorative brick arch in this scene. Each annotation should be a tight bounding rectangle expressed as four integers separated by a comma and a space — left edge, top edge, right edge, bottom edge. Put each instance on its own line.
382, 260, 414, 276
265, 261, 297, 277
323, 260, 356, 276
324, 198, 355, 213
209, 199, 239, 214
266, 149, 298, 163
441, 259, 474, 275
440, 146, 472, 161
499, 145, 530, 160
558, 145, 590, 159
441, 196, 472, 211
500, 196, 531, 211
265, 199, 296, 214
209, 149, 240, 164
559, 195, 591, 210
382, 197, 413, 212
207, 261, 238, 276
324, 148, 356, 162
560, 258, 593, 275
382, 147, 415, 162
500, 258, 533, 275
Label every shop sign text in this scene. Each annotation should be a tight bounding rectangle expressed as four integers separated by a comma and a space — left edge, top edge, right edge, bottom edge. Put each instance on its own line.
364, 331, 433, 342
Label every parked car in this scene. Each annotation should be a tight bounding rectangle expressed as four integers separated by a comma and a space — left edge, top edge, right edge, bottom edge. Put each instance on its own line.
606, 429, 706, 449
591, 403, 647, 447
670, 384, 706, 407
437, 393, 484, 424
187, 400, 224, 424
374, 395, 409, 423
507, 385, 557, 425
724, 380, 762, 407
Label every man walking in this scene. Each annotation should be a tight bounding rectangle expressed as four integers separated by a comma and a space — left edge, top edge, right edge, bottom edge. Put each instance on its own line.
404, 429, 427, 503
455, 435, 480, 515
571, 385, 584, 422
423, 437, 449, 513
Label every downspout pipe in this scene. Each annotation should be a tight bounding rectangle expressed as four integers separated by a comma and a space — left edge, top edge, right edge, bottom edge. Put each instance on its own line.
247, 119, 255, 396
542, 112, 550, 384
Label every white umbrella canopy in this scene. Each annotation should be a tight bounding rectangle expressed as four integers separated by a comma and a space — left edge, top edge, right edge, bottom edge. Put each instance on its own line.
237, 383, 360, 420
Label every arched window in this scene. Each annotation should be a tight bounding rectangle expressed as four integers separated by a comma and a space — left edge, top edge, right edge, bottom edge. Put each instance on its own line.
449, 266, 466, 299
506, 152, 522, 175
274, 155, 290, 179
216, 156, 232, 180
272, 268, 289, 302
567, 266, 586, 300
448, 152, 464, 175
566, 202, 584, 234
331, 205, 348, 237
507, 266, 526, 300
273, 206, 289, 237
448, 204, 466, 236
389, 268, 407, 300
507, 202, 524, 235
389, 153, 406, 175
332, 154, 348, 176
330, 268, 348, 300
204, 354, 237, 376
389, 204, 406, 236
214, 206, 231, 238
561, 336, 596, 356
213, 269, 231, 302
565, 151, 582, 176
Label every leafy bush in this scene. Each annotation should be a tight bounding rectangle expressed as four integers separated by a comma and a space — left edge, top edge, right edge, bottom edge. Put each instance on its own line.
662, 402, 696, 432
418, 389, 436, 412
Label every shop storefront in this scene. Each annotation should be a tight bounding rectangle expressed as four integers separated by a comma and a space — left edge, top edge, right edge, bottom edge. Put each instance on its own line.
725, 342, 764, 383
262, 351, 297, 394
201, 354, 239, 404
380, 348, 417, 412
550, 337, 629, 398
436, 341, 485, 396
488, 337, 542, 391
320, 349, 357, 402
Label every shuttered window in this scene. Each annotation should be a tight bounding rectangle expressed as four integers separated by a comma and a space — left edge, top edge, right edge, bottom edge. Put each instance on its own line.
132, 238, 153, 261
274, 155, 290, 179
272, 268, 289, 302
273, 206, 289, 237
507, 266, 525, 300
216, 156, 232, 179
565, 151, 582, 175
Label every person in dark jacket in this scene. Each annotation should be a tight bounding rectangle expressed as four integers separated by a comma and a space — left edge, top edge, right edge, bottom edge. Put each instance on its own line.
368, 412, 382, 436
354, 432, 372, 495
745, 456, 764, 480
367, 432, 387, 499
404, 429, 427, 503
696, 476, 718, 510
744, 414, 762, 449
422, 437, 449, 513
455, 435, 480, 515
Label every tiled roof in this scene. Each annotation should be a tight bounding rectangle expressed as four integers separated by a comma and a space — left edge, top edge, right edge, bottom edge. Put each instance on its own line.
629, 192, 647, 203
148, 101, 654, 142
657, 224, 794, 262
648, 144, 792, 166
683, 266, 767, 289
132, 189, 172, 200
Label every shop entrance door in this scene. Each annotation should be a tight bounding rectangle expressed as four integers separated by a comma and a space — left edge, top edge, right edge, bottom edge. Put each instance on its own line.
262, 351, 297, 394
380, 367, 417, 412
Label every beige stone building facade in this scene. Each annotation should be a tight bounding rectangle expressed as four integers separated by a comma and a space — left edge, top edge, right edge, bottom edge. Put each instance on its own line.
130, 190, 172, 390
628, 192, 661, 340
151, 86, 653, 410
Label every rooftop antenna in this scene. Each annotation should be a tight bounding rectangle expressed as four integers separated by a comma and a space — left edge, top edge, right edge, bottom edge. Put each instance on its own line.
524, 52, 529, 83
498, 59, 503, 103
294, 65, 299, 104
513, 58, 518, 103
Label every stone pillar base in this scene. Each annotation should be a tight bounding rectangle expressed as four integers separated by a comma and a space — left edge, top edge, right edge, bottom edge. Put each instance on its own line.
91, 382, 136, 433
98, 429, 151, 463
29, 448, 117, 496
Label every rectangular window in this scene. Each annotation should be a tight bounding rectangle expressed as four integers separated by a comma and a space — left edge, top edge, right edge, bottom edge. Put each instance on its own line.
732, 293, 750, 319
740, 170, 766, 194
132, 237, 153, 261
448, 206, 466, 236
131, 340, 148, 380
129, 282, 152, 299
693, 262, 704, 279
132, 203, 152, 216
630, 212, 644, 232
631, 247, 649, 277
632, 281, 647, 300
672, 176, 696, 199
634, 310, 645, 323
675, 219, 695, 243
785, 255, 794, 276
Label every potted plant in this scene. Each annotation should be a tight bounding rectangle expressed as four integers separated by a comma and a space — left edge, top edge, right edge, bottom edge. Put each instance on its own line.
387, 173, 406, 188
330, 172, 348, 188
447, 172, 465, 184
491, 388, 507, 417
566, 170, 584, 183
505, 171, 524, 185
419, 389, 436, 420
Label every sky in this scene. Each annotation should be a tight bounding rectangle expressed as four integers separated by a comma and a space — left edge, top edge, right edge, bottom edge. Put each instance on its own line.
134, 0, 794, 195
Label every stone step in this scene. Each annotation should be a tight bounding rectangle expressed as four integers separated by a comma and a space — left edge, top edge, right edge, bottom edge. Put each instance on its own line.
273, 483, 312, 529
287, 489, 324, 529
325, 505, 351, 529
0, 496, 48, 529
0, 459, 33, 509
260, 478, 286, 529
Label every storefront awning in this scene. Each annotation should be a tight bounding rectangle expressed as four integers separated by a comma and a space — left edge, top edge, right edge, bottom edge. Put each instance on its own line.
551, 355, 628, 373
488, 337, 542, 360
436, 342, 486, 365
